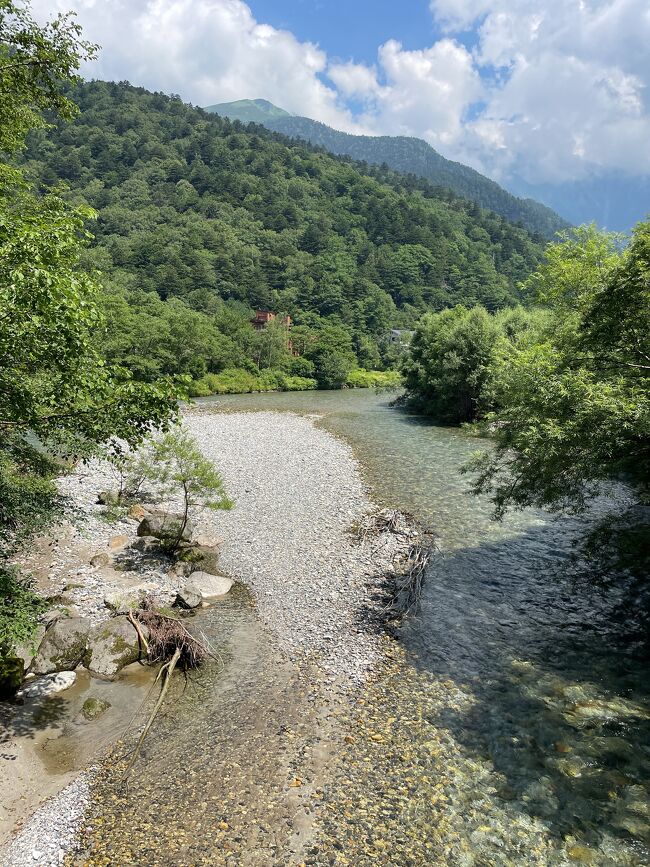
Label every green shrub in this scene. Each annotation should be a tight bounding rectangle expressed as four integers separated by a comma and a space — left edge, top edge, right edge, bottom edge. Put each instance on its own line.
281, 375, 317, 391
189, 368, 317, 395
0, 566, 47, 657
346, 369, 402, 389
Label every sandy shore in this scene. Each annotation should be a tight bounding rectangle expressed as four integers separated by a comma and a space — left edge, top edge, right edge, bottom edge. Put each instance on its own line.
1, 408, 406, 866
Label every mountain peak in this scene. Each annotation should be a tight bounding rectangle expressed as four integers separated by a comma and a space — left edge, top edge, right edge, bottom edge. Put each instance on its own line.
203, 98, 292, 124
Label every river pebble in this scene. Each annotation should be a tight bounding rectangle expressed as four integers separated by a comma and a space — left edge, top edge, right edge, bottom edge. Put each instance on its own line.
1, 773, 91, 867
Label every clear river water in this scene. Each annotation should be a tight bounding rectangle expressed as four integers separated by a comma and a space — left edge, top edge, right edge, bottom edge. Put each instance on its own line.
201, 388, 650, 865
68, 388, 649, 866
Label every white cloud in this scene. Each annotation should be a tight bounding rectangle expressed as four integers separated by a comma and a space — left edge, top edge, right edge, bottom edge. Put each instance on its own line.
328, 39, 483, 150
31, 0, 363, 132
32, 0, 650, 184
428, 0, 650, 181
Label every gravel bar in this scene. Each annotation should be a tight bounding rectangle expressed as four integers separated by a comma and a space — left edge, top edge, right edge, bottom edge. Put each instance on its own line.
184, 409, 400, 681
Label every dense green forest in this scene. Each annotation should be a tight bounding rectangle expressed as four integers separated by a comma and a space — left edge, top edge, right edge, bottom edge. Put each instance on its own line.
206, 99, 569, 239
19, 80, 549, 392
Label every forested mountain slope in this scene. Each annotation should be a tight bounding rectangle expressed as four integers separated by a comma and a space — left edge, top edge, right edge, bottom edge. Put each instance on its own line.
206, 100, 568, 239
20, 81, 547, 385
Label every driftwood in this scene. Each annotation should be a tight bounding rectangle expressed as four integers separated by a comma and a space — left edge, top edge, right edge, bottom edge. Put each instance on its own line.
356, 508, 438, 620
383, 541, 432, 617
122, 646, 181, 781
120, 606, 212, 781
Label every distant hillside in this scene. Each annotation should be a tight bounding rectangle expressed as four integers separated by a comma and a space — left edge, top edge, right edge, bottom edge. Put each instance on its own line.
203, 98, 292, 124
509, 172, 650, 234
206, 101, 569, 239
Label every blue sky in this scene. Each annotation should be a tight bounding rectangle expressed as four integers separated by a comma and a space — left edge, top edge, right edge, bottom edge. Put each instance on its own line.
248, 0, 442, 66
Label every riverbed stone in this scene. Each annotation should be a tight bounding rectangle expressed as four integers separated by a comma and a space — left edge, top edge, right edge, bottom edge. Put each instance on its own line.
97, 490, 120, 506
137, 512, 194, 543
176, 572, 233, 608
81, 696, 111, 720
128, 503, 148, 521
175, 543, 221, 575
17, 670, 77, 700
30, 617, 91, 675
84, 616, 150, 679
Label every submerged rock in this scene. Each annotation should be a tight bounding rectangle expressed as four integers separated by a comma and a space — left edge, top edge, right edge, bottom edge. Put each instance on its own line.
81, 696, 111, 720
137, 511, 194, 543
85, 616, 149, 679
176, 572, 233, 608
17, 670, 76, 699
31, 617, 91, 675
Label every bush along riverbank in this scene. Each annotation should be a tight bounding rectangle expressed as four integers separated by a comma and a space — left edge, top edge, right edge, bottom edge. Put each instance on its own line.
1, 410, 431, 865
187, 367, 402, 396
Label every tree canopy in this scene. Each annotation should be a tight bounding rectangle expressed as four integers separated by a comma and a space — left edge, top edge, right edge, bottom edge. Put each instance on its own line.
18, 79, 549, 390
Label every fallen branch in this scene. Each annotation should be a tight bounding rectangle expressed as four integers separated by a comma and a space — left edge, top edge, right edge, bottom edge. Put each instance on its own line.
127, 609, 150, 655
122, 646, 181, 781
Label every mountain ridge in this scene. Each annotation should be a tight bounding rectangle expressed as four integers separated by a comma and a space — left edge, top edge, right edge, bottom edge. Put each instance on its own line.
205, 99, 569, 239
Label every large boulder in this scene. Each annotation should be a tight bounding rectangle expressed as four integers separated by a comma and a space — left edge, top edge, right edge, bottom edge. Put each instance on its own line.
14, 623, 46, 670
30, 617, 91, 675
176, 572, 233, 608
17, 671, 76, 700
103, 582, 157, 613
175, 544, 221, 575
84, 616, 149, 679
137, 511, 194, 543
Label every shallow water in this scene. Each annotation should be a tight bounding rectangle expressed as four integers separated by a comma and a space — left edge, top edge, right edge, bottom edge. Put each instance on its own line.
198, 389, 650, 864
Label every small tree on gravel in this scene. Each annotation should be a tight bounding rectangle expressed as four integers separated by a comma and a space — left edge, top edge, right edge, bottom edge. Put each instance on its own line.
142, 427, 233, 551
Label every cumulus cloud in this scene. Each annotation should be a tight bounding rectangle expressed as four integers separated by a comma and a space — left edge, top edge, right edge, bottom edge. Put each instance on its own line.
328, 39, 482, 152
31, 0, 363, 131
31, 0, 650, 184
429, 0, 650, 181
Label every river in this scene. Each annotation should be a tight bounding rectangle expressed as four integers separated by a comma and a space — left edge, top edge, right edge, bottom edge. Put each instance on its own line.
202, 389, 650, 865
69, 388, 650, 866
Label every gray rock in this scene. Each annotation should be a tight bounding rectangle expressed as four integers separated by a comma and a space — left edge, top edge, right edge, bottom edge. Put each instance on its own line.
97, 490, 120, 506
177, 572, 233, 608
84, 616, 149, 679
17, 671, 77, 700
14, 624, 47, 669
103, 583, 155, 612
30, 617, 91, 675
90, 552, 111, 568
175, 543, 221, 575
137, 511, 194, 543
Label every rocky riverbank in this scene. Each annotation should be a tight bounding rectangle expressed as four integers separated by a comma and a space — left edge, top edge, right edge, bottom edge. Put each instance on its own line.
1, 408, 417, 865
